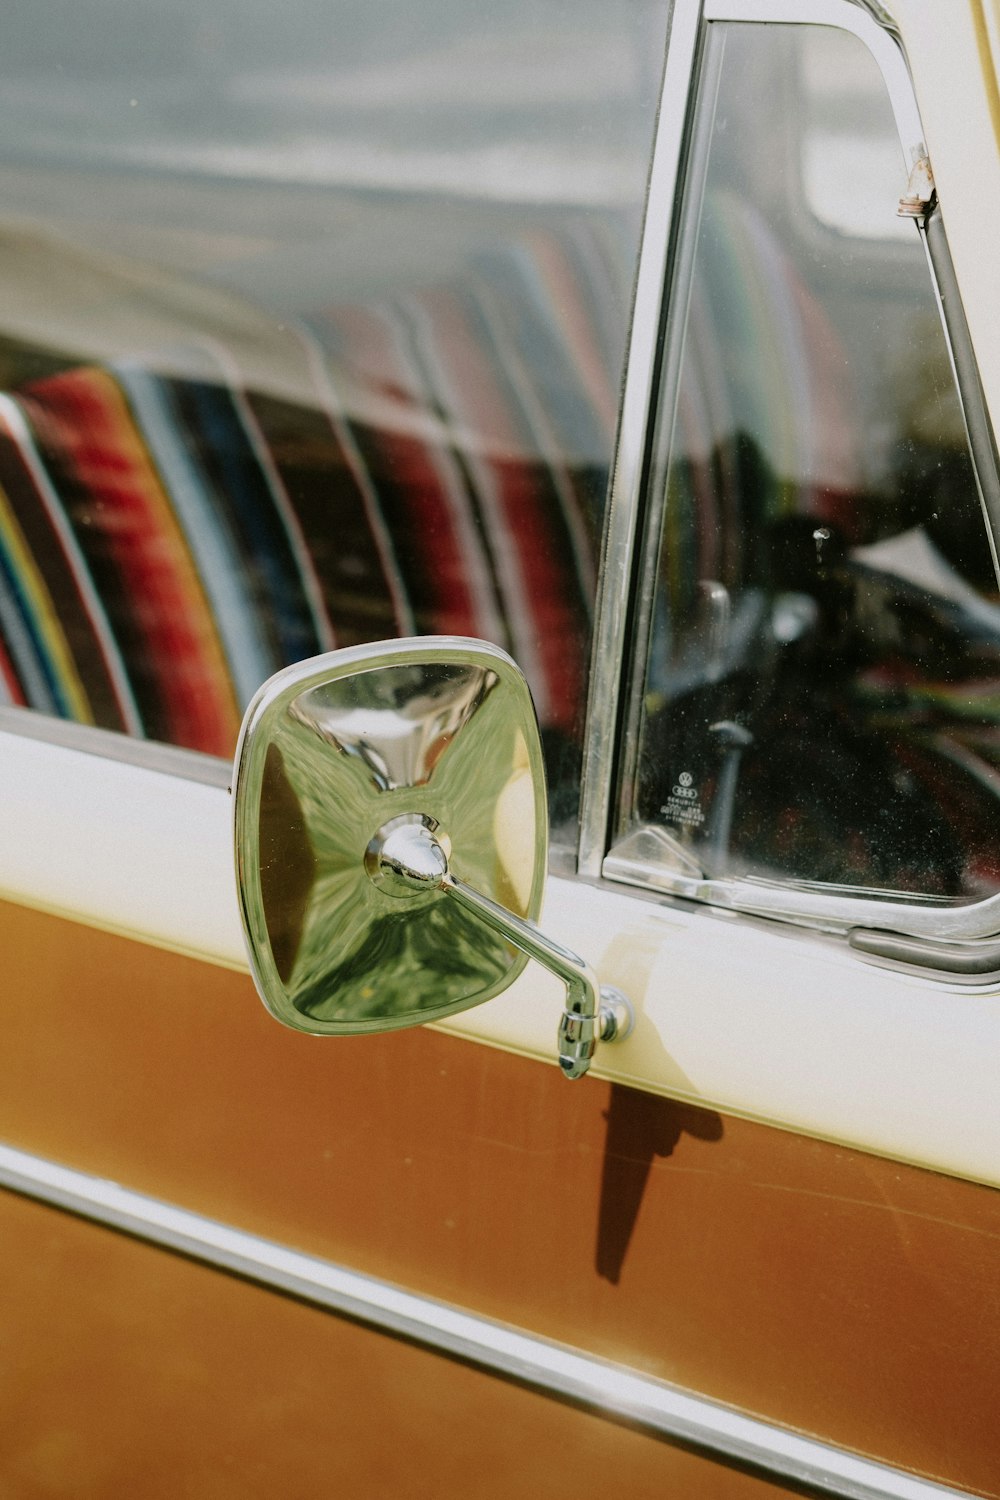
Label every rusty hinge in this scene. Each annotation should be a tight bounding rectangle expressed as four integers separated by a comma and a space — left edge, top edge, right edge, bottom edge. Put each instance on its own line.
897, 152, 937, 219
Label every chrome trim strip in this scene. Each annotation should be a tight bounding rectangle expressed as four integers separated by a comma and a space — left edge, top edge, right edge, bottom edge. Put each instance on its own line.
604, 846, 1000, 943
701, 0, 924, 161
920, 208, 1000, 586
578, 0, 703, 877
849, 925, 1000, 980
612, 18, 728, 850
0, 705, 231, 789
0, 1140, 972, 1500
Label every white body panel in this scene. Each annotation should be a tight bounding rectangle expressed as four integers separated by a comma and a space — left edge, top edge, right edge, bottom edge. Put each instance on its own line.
2, 723, 995, 1187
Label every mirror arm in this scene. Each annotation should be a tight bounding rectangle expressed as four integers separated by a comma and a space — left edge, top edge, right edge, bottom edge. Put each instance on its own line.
441, 874, 633, 1079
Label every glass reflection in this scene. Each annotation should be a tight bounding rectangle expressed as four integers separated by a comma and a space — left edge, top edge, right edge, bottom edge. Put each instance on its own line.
631, 23, 1000, 903
0, 0, 670, 834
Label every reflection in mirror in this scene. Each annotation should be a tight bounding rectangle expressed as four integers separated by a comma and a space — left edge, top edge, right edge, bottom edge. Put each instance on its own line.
288, 663, 496, 792
236, 640, 547, 1034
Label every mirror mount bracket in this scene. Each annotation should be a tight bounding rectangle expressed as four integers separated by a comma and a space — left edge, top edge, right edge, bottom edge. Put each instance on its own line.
367, 816, 633, 1078
443, 875, 633, 1079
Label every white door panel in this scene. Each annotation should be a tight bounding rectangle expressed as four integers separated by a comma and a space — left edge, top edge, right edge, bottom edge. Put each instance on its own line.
2, 721, 996, 1187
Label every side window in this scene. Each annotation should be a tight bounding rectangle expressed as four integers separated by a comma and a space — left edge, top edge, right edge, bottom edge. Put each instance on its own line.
611, 17, 1000, 912
0, 1, 671, 841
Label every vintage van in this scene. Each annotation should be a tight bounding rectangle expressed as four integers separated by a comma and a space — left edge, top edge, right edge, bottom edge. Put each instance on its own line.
0, 0, 998, 1494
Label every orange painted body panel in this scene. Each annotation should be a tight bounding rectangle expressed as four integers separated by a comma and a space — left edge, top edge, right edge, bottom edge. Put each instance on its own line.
1, 900, 999, 1493
0, 1190, 792, 1499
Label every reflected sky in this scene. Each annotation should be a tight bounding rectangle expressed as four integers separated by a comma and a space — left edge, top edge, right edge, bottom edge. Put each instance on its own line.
0, 0, 667, 207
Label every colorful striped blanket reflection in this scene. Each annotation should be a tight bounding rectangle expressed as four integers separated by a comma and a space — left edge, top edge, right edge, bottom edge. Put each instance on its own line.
0, 226, 619, 762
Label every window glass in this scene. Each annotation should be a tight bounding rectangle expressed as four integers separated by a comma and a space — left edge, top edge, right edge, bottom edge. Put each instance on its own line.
0, 0, 669, 837
624, 21, 1000, 904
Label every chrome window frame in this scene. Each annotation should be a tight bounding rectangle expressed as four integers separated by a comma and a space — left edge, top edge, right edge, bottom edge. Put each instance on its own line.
583, 0, 1000, 962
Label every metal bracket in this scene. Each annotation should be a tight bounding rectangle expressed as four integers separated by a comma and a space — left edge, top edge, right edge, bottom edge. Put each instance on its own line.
898, 153, 936, 219
370, 818, 634, 1078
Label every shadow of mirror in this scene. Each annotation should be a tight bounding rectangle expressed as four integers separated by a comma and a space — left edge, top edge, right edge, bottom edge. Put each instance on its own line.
596, 1082, 723, 1285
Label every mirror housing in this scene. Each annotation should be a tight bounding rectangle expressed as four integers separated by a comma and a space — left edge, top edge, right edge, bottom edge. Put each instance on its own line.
233, 638, 631, 1076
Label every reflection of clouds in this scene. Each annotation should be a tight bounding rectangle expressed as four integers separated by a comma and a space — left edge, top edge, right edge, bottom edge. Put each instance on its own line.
91, 141, 645, 210
803, 135, 911, 242
288, 666, 497, 791
227, 29, 643, 114
0, 7, 661, 206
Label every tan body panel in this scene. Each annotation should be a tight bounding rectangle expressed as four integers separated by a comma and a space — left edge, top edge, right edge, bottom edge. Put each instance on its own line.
0, 900, 998, 1494
0, 1190, 793, 1499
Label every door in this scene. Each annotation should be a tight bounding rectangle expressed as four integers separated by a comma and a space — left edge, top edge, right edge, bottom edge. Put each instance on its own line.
0, 1, 998, 1496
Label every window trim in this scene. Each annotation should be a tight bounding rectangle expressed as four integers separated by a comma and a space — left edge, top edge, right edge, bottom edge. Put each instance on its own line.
577, 0, 704, 878
590, 0, 1000, 959
579, 0, 927, 879
0, 704, 230, 787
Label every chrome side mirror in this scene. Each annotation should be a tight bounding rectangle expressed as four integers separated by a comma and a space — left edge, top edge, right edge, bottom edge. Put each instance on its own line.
233, 637, 631, 1078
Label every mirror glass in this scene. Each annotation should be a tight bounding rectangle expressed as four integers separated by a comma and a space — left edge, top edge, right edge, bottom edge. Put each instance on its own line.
233, 638, 548, 1034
